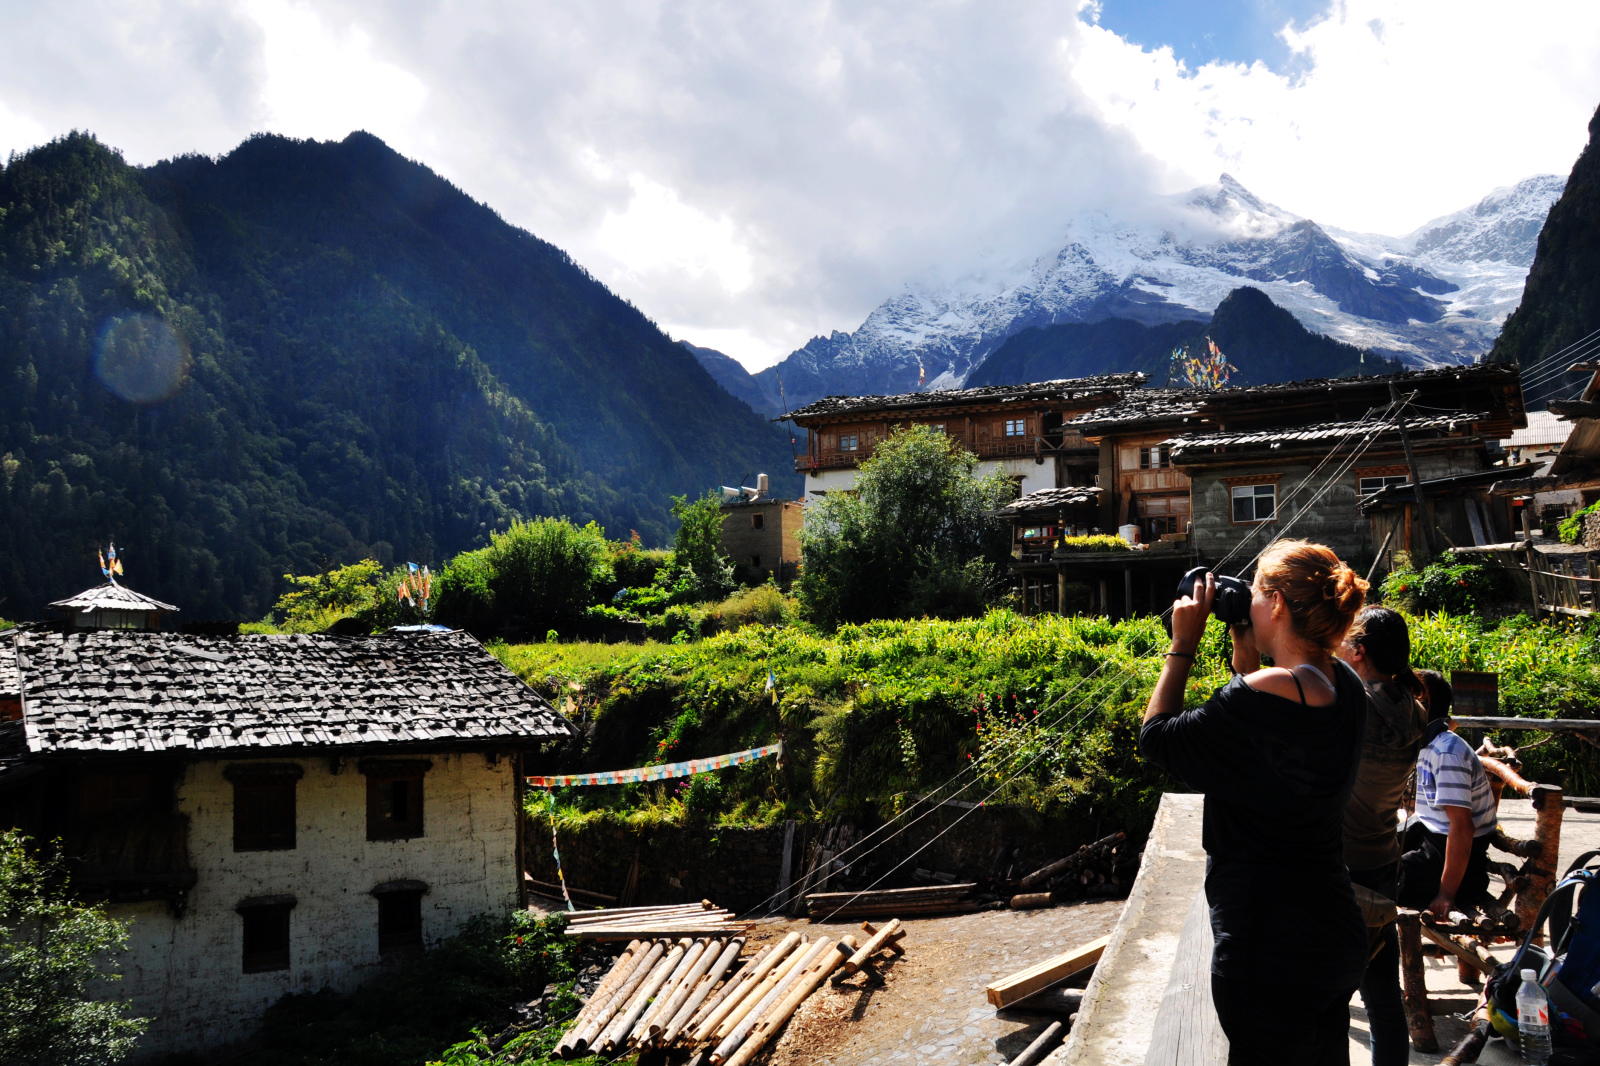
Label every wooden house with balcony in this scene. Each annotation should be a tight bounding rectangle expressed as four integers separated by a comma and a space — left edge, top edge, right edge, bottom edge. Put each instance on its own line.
783, 374, 1147, 497
1004, 363, 1528, 617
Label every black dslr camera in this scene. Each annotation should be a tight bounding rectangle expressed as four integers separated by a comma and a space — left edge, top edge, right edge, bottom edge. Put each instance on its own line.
1175, 566, 1252, 627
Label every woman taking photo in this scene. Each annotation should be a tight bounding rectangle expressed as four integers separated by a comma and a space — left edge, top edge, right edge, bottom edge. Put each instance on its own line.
1140, 540, 1370, 1065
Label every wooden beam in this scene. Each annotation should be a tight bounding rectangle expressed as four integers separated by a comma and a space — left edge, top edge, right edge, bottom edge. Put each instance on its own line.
1416, 923, 1497, 977
1550, 400, 1600, 420
1454, 717, 1600, 732
985, 934, 1110, 1008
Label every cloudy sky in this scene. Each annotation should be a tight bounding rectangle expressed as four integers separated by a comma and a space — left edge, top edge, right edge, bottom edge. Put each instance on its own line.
3, 1, 1598, 370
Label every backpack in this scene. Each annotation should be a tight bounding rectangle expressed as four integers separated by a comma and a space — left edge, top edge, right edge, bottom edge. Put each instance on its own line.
1488, 851, 1600, 1048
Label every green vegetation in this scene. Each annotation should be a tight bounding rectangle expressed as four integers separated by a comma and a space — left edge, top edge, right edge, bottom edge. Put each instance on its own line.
797, 425, 1016, 628
1561, 500, 1600, 544
1380, 553, 1516, 615
0, 131, 794, 621
498, 606, 1600, 829
0, 830, 146, 1065
241, 910, 584, 1066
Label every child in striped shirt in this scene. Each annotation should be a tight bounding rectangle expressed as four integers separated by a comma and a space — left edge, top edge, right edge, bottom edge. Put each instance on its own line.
1397, 670, 1497, 916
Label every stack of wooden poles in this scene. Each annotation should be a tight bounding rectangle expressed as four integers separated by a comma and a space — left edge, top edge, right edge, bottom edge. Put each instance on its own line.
555, 922, 906, 1063
562, 900, 749, 940
1008, 832, 1127, 910
804, 882, 977, 920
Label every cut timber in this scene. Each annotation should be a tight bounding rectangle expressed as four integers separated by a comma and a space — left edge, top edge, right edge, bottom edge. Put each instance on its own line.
1398, 913, 1439, 1053
710, 938, 818, 1045
692, 934, 802, 1043
1440, 1020, 1492, 1066
628, 938, 706, 1046
809, 901, 982, 920
843, 919, 903, 974
1009, 1020, 1066, 1066
1019, 832, 1126, 890
643, 937, 723, 1044
1010, 892, 1054, 910
687, 943, 773, 1035
525, 876, 617, 903
565, 901, 720, 922
599, 940, 688, 1053
1520, 785, 1565, 936
987, 934, 1110, 1009
554, 939, 642, 1056
662, 938, 744, 1046
712, 938, 832, 1060
1417, 924, 1497, 977
1142, 888, 1227, 1066
721, 936, 859, 1066
570, 938, 666, 1051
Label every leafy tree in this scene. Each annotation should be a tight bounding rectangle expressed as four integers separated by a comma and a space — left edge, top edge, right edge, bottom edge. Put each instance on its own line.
0, 830, 147, 1065
667, 493, 735, 603
797, 425, 1016, 626
430, 519, 611, 637
274, 560, 387, 630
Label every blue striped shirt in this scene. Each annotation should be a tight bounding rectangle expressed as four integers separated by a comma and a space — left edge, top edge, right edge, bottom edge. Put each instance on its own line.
1414, 729, 1496, 838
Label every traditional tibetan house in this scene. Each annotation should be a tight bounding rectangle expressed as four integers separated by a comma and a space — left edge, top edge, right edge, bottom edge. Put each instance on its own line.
1012, 364, 1528, 616
0, 618, 577, 1059
784, 374, 1147, 498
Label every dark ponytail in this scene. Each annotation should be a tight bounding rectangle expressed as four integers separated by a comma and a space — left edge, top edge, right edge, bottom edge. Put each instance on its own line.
1349, 606, 1424, 697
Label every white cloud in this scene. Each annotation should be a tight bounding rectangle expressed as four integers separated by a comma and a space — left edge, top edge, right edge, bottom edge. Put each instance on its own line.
0, 1, 1598, 370
1072, 0, 1600, 235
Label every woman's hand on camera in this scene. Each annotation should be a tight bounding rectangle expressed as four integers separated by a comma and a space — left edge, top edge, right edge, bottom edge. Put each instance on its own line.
1169, 572, 1213, 658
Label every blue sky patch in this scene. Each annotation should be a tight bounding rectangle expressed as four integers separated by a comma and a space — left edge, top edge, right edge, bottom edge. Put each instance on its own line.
1090, 0, 1335, 74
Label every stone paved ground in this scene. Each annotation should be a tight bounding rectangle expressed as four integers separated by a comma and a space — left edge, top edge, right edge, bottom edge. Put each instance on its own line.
744, 899, 1122, 1066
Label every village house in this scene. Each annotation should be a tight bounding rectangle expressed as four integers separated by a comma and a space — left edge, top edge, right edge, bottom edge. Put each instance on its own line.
716, 474, 802, 585
0, 582, 577, 1059
1001, 364, 1528, 617
783, 374, 1147, 499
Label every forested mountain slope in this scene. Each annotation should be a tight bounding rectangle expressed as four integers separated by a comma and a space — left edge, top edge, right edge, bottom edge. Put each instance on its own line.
0, 132, 795, 620
1490, 102, 1600, 403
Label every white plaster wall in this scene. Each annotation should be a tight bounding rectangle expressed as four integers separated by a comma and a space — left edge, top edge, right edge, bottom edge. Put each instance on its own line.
804, 468, 858, 495
109, 753, 519, 1058
984, 458, 1055, 497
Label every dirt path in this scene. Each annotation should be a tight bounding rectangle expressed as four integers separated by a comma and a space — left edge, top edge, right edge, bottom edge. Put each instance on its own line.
730, 899, 1122, 1066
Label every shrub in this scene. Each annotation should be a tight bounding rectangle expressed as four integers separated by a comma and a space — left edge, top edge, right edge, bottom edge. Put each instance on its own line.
1560, 501, 1600, 544
430, 519, 611, 637
431, 549, 499, 634
1055, 534, 1132, 553
273, 559, 386, 632
668, 493, 735, 603
1381, 553, 1514, 614
705, 584, 790, 631
0, 830, 146, 1065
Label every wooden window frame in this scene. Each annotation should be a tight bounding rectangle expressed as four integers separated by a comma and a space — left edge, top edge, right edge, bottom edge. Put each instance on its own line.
361, 760, 431, 842
225, 763, 303, 852
750, 512, 764, 530
373, 879, 428, 956
1229, 479, 1280, 525
838, 433, 859, 452
1004, 418, 1027, 438
238, 894, 295, 973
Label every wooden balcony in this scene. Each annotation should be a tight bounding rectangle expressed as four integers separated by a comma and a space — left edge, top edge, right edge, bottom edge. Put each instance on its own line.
796, 435, 1039, 472
796, 451, 868, 472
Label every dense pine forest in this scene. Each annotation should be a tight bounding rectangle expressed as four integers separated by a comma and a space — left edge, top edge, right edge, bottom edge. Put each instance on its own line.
0, 132, 796, 621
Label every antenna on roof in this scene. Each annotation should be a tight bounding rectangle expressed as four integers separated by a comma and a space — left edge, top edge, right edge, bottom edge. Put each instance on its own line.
99, 541, 123, 585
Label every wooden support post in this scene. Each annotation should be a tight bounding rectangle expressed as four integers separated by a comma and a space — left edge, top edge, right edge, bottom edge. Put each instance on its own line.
1519, 784, 1565, 937
1007, 1020, 1066, 1066
1391, 384, 1434, 559
1124, 567, 1133, 619
1057, 572, 1066, 616
1397, 913, 1439, 1053
1524, 508, 1542, 620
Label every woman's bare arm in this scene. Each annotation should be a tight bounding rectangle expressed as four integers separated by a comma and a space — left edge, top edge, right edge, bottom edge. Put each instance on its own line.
1144, 573, 1213, 725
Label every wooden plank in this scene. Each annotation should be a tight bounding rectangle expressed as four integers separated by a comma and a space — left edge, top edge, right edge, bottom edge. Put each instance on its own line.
1453, 717, 1600, 732
1142, 888, 1227, 1066
804, 883, 976, 903
986, 934, 1111, 1008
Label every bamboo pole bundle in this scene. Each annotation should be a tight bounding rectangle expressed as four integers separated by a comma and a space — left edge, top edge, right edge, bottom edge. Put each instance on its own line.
805, 883, 975, 905
721, 935, 859, 1066
708, 939, 820, 1047
691, 934, 802, 1044
711, 938, 834, 1063
635, 938, 719, 1047
626, 938, 707, 1047
686, 943, 773, 1036
567, 938, 666, 1052
843, 919, 902, 974
553, 939, 643, 1057
598, 939, 689, 1053
662, 938, 745, 1047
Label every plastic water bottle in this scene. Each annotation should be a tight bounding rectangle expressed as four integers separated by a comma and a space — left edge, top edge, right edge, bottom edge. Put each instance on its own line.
1517, 968, 1552, 1064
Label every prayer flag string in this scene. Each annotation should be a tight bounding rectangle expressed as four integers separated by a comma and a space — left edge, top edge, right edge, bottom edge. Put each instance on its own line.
526, 742, 783, 788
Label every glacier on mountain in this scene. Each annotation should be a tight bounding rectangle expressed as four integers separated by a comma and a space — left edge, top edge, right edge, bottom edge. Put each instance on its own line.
750, 174, 1564, 411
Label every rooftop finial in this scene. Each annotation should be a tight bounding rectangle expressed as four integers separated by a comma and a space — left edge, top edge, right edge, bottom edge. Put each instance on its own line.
99, 541, 123, 586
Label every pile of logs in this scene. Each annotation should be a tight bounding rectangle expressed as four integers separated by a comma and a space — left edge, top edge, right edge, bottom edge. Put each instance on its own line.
1007, 832, 1129, 910
563, 901, 750, 941
804, 882, 978, 920
555, 922, 907, 1063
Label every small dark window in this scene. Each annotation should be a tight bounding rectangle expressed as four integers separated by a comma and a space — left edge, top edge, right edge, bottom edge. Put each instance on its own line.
227, 765, 302, 852
79, 773, 159, 818
240, 902, 293, 973
750, 513, 764, 530
378, 891, 424, 954
363, 761, 430, 841
751, 555, 761, 569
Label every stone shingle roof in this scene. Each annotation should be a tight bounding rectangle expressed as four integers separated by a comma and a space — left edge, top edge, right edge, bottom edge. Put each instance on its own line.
1166, 412, 1491, 457
991, 486, 1103, 517
14, 630, 576, 757
783, 373, 1146, 421
49, 582, 179, 614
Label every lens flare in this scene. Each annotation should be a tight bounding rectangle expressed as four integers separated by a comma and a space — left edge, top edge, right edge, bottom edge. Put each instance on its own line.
94, 313, 191, 404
